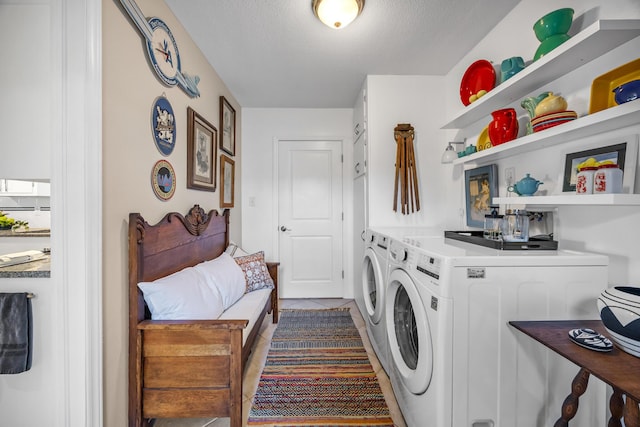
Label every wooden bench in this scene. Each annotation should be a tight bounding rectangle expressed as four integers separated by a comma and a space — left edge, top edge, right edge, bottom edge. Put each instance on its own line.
128, 205, 278, 427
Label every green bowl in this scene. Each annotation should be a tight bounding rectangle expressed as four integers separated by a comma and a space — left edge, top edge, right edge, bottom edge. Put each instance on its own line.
533, 8, 574, 42
533, 33, 571, 61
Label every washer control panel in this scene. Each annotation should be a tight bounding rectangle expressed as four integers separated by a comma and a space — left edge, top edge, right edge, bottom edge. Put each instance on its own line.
388, 239, 408, 264
376, 234, 389, 250
416, 253, 442, 282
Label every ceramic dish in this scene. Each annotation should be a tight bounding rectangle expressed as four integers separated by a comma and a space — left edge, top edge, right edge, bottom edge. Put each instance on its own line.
589, 58, 640, 114
568, 328, 613, 352
460, 60, 496, 106
532, 118, 575, 132
531, 110, 577, 125
613, 80, 640, 105
532, 117, 576, 132
598, 286, 640, 357
476, 126, 492, 151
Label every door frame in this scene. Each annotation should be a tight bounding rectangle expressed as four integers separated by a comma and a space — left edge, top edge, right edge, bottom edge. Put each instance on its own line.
51, 0, 103, 425
272, 136, 353, 298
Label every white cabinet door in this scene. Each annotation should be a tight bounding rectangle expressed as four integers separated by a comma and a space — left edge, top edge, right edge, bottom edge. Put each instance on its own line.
353, 173, 367, 313
353, 133, 366, 179
353, 85, 366, 141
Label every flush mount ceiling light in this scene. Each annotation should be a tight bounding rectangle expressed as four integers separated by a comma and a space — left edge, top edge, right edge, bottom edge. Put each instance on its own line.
312, 0, 365, 29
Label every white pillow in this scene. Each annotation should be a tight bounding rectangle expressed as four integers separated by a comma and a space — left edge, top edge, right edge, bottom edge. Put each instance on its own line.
137, 266, 224, 320
195, 252, 246, 309
225, 241, 250, 258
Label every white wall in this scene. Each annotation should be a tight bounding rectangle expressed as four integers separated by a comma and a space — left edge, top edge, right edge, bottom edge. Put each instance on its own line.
0, 0, 103, 426
0, 1, 59, 425
240, 108, 352, 293
102, 0, 240, 425
365, 75, 451, 228
240, 77, 452, 297
442, 0, 640, 285
0, 0, 50, 179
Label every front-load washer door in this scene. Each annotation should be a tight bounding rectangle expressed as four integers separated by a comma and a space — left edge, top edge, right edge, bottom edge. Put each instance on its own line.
386, 268, 433, 395
362, 247, 385, 324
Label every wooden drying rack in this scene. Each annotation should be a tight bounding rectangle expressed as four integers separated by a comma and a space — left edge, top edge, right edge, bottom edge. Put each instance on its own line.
393, 123, 420, 214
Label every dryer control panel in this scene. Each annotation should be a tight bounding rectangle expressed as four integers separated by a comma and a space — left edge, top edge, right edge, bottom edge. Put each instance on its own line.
416, 254, 442, 282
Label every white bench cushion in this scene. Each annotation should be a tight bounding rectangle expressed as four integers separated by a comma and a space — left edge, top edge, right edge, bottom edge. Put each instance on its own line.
219, 288, 272, 345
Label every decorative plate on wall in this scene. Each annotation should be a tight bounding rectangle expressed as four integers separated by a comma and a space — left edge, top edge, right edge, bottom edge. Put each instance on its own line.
151, 159, 176, 201
151, 95, 176, 156
118, 0, 201, 98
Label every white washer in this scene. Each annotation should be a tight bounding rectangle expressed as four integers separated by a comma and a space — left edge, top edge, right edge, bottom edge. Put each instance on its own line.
386, 236, 609, 427
360, 228, 392, 373
359, 227, 443, 374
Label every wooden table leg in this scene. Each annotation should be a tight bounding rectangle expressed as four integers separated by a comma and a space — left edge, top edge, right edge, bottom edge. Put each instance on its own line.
624, 396, 640, 427
609, 388, 623, 427
554, 367, 590, 427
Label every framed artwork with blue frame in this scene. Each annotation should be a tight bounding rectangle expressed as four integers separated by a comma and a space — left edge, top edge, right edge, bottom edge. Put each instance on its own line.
465, 164, 498, 228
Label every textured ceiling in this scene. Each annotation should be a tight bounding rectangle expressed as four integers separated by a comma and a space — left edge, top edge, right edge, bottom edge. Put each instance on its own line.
165, 0, 522, 108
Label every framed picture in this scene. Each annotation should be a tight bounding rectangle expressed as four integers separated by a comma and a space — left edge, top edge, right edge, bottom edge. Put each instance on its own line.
220, 154, 235, 208
187, 107, 217, 192
562, 136, 638, 193
220, 96, 236, 156
464, 164, 498, 228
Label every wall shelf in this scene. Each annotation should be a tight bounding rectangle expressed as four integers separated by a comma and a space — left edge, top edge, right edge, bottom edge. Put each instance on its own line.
442, 19, 640, 130
452, 101, 640, 166
493, 193, 640, 206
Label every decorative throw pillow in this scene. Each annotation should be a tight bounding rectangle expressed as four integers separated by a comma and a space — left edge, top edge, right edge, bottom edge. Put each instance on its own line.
234, 251, 275, 293
137, 266, 224, 320
194, 252, 246, 310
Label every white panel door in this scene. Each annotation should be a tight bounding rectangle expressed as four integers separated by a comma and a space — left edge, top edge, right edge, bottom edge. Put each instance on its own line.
278, 140, 343, 298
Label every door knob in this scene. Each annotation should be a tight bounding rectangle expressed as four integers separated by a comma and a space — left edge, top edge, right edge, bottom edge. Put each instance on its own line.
280, 226, 291, 232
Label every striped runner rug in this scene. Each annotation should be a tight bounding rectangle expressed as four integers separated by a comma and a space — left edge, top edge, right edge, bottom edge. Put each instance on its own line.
247, 308, 394, 426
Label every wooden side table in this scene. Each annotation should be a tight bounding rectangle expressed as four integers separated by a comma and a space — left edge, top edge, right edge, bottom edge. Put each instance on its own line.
509, 320, 640, 427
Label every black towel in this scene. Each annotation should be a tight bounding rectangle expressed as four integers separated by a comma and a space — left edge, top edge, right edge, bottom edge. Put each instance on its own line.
0, 293, 32, 374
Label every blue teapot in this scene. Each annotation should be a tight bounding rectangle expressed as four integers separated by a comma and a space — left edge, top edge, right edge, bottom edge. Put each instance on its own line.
508, 174, 543, 196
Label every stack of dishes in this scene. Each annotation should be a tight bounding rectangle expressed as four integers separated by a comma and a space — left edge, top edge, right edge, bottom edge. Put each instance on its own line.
531, 110, 577, 132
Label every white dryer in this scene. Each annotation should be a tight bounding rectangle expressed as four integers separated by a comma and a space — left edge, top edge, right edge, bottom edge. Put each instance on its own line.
386, 236, 610, 427
360, 228, 391, 373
